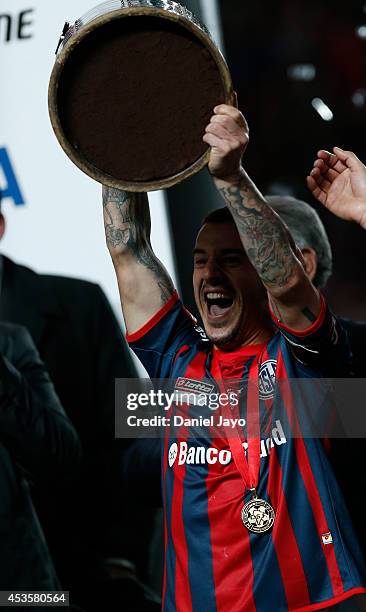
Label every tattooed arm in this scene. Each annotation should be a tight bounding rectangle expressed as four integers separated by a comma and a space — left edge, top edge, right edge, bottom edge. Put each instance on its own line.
102, 187, 175, 334
203, 104, 320, 330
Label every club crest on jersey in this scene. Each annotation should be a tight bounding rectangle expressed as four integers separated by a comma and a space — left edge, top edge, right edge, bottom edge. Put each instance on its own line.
258, 360, 277, 400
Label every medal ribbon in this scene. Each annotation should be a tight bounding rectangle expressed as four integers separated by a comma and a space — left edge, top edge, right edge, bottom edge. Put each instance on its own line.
220, 357, 261, 491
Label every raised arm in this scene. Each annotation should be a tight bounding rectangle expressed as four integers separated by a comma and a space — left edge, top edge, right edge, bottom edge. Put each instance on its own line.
306, 147, 366, 229
102, 187, 175, 334
203, 104, 320, 331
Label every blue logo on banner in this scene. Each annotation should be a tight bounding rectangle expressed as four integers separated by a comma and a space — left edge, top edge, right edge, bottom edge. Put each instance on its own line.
0, 147, 25, 205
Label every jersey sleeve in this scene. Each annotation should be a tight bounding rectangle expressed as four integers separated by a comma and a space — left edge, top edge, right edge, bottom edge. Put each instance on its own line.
270, 293, 351, 375
126, 291, 199, 378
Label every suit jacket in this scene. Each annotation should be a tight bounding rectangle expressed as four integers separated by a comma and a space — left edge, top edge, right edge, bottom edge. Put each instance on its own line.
329, 318, 366, 555
340, 318, 366, 379
0, 322, 81, 589
0, 256, 142, 591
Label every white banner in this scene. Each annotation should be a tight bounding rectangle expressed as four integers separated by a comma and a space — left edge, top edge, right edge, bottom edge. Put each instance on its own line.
0, 1, 178, 321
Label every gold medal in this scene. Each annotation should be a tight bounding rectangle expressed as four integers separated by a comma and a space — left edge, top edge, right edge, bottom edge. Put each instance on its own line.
241, 489, 275, 534
217, 357, 276, 533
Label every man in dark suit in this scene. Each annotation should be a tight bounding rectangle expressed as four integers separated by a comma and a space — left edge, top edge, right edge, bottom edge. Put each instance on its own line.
0, 205, 158, 610
0, 322, 81, 590
266, 194, 366, 376
267, 194, 366, 556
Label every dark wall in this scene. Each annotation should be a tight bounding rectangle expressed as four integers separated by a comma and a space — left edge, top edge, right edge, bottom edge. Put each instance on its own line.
218, 0, 366, 319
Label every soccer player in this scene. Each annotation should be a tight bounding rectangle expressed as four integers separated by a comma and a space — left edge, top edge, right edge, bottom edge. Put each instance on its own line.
103, 105, 366, 611
307, 147, 366, 229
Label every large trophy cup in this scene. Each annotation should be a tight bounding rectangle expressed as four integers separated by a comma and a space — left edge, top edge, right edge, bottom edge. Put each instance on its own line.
48, 0, 233, 191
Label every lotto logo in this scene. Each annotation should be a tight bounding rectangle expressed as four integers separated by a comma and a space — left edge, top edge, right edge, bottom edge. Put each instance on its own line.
175, 377, 214, 395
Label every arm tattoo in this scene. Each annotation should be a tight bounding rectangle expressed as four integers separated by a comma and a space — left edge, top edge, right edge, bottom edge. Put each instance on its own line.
102, 188, 134, 247
102, 186, 174, 302
218, 176, 297, 288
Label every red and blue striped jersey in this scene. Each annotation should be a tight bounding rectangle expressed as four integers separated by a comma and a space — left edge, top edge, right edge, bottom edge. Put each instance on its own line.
127, 292, 366, 612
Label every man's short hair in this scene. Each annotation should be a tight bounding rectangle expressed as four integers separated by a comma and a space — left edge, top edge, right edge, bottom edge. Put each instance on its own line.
203, 207, 233, 225
266, 196, 332, 288
202, 197, 333, 289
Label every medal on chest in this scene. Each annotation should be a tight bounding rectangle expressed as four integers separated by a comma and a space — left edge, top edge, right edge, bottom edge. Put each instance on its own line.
241, 488, 275, 533
219, 355, 276, 534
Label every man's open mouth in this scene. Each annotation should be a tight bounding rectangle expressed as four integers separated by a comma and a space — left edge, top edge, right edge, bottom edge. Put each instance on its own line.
204, 292, 234, 318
